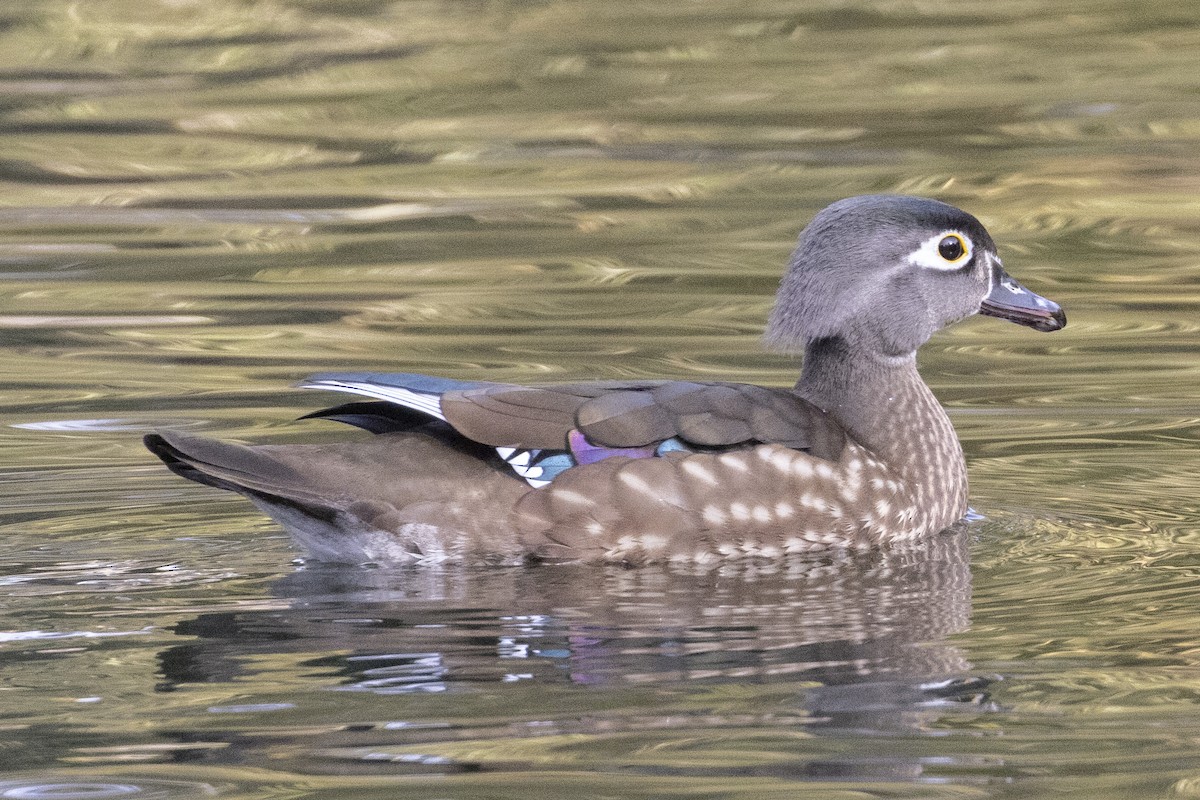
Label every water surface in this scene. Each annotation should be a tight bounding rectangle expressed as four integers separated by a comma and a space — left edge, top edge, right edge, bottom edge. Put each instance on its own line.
2, 1, 1199, 798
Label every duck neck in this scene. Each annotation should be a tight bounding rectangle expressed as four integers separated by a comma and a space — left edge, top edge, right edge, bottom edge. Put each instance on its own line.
796, 337, 956, 473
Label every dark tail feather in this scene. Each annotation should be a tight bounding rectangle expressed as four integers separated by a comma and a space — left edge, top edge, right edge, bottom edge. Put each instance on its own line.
144, 432, 323, 504
145, 432, 242, 492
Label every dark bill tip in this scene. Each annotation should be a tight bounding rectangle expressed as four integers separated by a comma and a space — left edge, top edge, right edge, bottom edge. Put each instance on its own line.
979, 265, 1066, 332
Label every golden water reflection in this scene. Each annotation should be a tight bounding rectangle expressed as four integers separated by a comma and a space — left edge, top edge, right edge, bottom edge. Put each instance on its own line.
0, 0, 1199, 798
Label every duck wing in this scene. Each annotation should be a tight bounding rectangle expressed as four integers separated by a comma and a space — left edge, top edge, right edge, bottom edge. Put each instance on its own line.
303, 373, 846, 464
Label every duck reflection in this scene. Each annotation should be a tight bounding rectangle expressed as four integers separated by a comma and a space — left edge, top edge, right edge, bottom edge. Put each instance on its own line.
159, 528, 985, 736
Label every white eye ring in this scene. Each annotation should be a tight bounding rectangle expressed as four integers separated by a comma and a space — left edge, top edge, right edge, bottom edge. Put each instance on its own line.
908, 231, 973, 271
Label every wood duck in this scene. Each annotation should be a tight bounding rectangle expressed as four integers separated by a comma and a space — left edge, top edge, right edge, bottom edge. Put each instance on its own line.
146, 195, 1065, 565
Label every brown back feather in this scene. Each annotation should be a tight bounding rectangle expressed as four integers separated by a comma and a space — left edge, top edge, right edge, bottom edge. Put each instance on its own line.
440, 380, 846, 461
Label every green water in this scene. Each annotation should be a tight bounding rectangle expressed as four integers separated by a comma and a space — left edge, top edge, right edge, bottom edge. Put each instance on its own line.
1, 0, 1199, 797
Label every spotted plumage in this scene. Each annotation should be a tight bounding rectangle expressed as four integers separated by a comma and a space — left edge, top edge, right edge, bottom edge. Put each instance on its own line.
146, 195, 1065, 565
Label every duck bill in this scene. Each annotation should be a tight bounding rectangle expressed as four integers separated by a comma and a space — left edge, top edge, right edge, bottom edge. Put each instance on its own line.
979, 264, 1066, 332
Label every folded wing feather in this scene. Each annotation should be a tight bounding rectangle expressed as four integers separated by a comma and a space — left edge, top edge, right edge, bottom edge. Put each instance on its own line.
442, 380, 845, 460
303, 373, 847, 463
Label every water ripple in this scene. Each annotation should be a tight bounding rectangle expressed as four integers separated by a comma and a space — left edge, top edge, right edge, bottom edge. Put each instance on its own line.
0, 780, 218, 800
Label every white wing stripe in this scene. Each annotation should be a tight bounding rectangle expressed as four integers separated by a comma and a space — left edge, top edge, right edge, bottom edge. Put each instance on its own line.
303, 380, 446, 421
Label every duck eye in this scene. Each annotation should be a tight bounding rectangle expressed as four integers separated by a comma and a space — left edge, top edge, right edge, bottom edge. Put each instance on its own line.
907, 230, 976, 271
938, 234, 966, 262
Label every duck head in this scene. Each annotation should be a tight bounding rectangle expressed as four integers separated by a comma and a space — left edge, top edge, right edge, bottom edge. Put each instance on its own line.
766, 195, 1066, 357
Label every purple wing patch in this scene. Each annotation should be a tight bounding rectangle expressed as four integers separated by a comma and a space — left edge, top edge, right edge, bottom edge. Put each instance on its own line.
499, 431, 693, 488
568, 429, 657, 464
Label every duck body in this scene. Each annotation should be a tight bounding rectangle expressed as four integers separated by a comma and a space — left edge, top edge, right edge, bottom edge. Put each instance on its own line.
146, 195, 1065, 565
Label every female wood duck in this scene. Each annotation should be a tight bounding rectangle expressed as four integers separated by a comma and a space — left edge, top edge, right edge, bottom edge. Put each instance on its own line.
146, 195, 1065, 565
